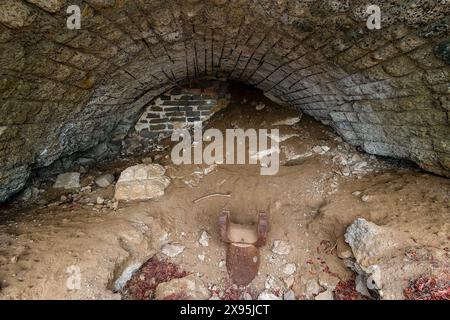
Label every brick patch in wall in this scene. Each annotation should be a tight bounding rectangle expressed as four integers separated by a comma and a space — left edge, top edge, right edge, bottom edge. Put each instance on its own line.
134, 80, 229, 137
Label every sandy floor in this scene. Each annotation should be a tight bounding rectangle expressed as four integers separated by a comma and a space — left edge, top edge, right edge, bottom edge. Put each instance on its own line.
0, 86, 448, 300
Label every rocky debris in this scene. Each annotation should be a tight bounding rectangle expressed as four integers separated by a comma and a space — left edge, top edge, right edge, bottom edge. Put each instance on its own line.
265, 275, 284, 291
53, 172, 80, 189
305, 279, 321, 299
198, 230, 210, 247
315, 289, 334, 300
114, 164, 170, 201
154, 275, 210, 300
273, 116, 302, 126
94, 174, 115, 188
258, 291, 282, 300
282, 263, 297, 276
197, 254, 205, 262
312, 145, 330, 154
271, 240, 291, 255
161, 244, 185, 258
345, 218, 405, 266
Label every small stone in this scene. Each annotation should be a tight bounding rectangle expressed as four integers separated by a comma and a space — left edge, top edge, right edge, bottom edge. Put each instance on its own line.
315, 289, 334, 300
198, 230, 210, 247
258, 291, 282, 300
95, 174, 115, 188
243, 292, 253, 300
155, 275, 210, 300
318, 273, 339, 291
361, 194, 372, 202
197, 254, 205, 262
284, 275, 295, 288
305, 279, 320, 299
355, 274, 371, 297
141, 157, 153, 165
10, 256, 18, 264
283, 263, 297, 276
255, 103, 266, 111
53, 172, 80, 189
352, 191, 362, 196
272, 240, 291, 255
96, 196, 104, 205
161, 244, 185, 258
283, 290, 295, 300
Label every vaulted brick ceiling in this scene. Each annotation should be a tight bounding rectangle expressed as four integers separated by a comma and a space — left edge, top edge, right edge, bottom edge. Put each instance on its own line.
0, 0, 449, 201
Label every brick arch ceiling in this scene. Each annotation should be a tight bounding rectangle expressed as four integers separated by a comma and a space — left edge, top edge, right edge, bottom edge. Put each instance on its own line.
0, 0, 449, 201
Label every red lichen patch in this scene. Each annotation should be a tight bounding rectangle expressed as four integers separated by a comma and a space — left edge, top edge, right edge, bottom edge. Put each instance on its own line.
121, 256, 188, 300
333, 279, 369, 300
404, 274, 450, 300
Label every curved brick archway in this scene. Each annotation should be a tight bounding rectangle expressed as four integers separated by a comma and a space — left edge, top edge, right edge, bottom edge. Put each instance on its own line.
0, 0, 449, 201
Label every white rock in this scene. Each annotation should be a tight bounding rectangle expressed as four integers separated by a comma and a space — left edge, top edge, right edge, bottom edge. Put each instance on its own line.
305, 279, 321, 298
53, 172, 80, 189
258, 291, 282, 300
283, 263, 297, 276
155, 275, 210, 300
161, 244, 185, 258
315, 289, 334, 300
273, 116, 302, 126
96, 196, 104, 205
198, 230, 210, 247
114, 164, 170, 201
255, 103, 266, 111
95, 174, 115, 188
272, 240, 291, 255
197, 254, 205, 262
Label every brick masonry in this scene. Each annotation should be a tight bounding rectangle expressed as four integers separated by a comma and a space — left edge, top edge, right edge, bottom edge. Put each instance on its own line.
0, 0, 449, 201
134, 81, 228, 137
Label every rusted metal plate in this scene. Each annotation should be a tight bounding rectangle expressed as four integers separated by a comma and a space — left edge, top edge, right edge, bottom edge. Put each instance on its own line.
226, 243, 260, 286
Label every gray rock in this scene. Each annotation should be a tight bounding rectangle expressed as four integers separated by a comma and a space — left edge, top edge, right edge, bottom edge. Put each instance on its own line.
53, 172, 80, 189
95, 174, 115, 188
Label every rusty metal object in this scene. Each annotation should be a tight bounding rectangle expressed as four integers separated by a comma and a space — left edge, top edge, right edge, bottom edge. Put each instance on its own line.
219, 209, 268, 286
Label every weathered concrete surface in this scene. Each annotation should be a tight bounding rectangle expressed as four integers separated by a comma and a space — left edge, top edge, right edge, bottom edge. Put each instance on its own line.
0, 0, 449, 201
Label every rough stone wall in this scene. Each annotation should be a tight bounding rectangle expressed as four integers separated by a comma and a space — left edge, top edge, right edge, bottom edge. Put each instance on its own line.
0, 0, 449, 201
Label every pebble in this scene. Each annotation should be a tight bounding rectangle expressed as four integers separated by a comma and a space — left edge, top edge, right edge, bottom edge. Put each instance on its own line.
282, 263, 297, 276
272, 240, 291, 255
283, 290, 296, 300
161, 244, 185, 257
199, 230, 210, 247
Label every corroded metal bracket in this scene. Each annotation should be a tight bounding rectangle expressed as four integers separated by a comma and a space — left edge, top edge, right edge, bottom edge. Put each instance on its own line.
219, 209, 268, 286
